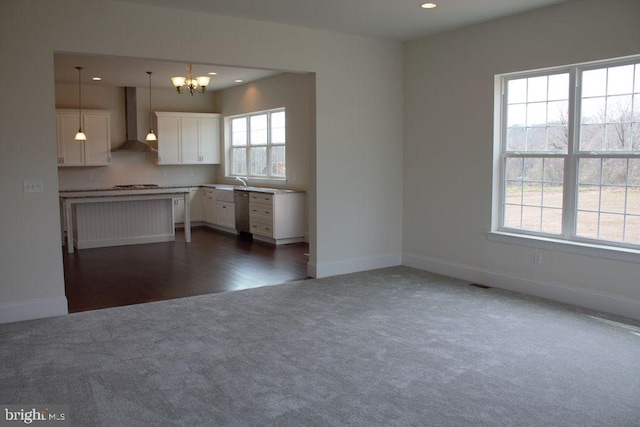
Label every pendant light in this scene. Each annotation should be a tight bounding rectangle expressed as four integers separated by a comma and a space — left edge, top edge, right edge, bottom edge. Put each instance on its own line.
145, 71, 157, 142
74, 66, 87, 141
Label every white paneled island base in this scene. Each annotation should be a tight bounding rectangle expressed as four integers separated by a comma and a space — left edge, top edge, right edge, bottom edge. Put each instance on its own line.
60, 189, 190, 253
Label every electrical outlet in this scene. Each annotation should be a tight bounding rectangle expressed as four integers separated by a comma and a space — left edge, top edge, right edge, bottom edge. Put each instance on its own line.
88, 173, 93, 181
534, 251, 542, 265
23, 179, 44, 193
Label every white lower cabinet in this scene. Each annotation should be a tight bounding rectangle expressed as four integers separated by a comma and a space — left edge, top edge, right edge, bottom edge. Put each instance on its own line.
249, 192, 305, 244
173, 188, 203, 225
202, 188, 236, 231
172, 198, 185, 224
203, 189, 217, 224
216, 202, 235, 229
189, 188, 203, 222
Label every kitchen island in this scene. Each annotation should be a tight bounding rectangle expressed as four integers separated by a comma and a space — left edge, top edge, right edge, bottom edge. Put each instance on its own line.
59, 187, 191, 253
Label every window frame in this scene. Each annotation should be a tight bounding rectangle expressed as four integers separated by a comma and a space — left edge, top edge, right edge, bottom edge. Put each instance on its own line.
493, 55, 640, 257
225, 107, 286, 181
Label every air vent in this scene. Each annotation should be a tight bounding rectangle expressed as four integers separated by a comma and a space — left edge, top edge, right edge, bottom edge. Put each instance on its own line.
469, 283, 491, 289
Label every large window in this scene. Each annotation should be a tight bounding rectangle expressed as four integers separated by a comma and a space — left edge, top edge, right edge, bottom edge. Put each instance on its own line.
497, 57, 640, 250
227, 108, 286, 179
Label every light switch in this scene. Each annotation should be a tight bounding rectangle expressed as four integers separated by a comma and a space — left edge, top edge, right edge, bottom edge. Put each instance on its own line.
23, 179, 44, 193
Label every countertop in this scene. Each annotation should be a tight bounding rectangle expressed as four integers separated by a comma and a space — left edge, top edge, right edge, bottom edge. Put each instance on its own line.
59, 184, 303, 197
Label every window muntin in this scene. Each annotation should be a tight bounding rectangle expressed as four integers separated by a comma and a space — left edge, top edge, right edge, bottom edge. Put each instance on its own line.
227, 108, 286, 179
498, 57, 640, 249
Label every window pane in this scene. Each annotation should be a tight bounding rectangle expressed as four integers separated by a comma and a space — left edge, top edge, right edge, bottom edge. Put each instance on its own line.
607, 64, 634, 96
628, 189, 640, 215
601, 187, 626, 213
507, 79, 527, 104
527, 76, 547, 102
547, 126, 568, 151
527, 103, 547, 126
548, 74, 569, 101
505, 157, 524, 180
625, 215, 640, 244
606, 95, 633, 123
506, 127, 526, 151
576, 211, 599, 239
526, 127, 547, 151
250, 114, 268, 145
541, 208, 562, 234
580, 124, 605, 151
599, 213, 624, 241
231, 117, 247, 146
577, 185, 600, 211
507, 104, 526, 127
522, 206, 542, 230
581, 97, 605, 124
270, 146, 286, 177
504, 204, 522, 228
602, 158, 627, 185
249, 147, 267, 175
582, 68, 607, 97
544, 158, 565, 184
578, 158, 601, 185
630, 159, 640, 185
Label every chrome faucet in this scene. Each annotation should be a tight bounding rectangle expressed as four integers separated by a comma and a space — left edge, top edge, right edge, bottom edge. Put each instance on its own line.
234, 176, 248, 187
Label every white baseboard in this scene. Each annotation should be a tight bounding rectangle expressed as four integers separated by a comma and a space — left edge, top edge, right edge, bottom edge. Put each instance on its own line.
0, 296, 68, 324
403, 253, 640, 322
309, 252, 402, 278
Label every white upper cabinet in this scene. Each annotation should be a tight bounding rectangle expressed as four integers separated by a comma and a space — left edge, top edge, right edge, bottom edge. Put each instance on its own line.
56, 110, 111, 167
155, 112, 221, 165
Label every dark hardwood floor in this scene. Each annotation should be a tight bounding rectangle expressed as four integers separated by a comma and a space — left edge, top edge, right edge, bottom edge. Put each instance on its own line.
63, 227, 310, 313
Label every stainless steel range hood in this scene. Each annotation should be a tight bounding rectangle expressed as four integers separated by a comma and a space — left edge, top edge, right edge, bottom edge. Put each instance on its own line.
111, 87, 156, 152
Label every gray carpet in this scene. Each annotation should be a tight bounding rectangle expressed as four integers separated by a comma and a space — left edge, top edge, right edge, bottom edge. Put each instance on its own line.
1, 266, 639, 426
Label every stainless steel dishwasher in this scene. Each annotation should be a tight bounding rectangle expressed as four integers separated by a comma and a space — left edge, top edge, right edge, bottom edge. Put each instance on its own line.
233, 189, 251, 236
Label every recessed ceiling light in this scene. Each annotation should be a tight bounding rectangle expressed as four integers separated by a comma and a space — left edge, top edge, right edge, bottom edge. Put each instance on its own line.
92, 77, 102, 81
208, 72, 217, 76
234, 79, 243, 83
421, 2, 437, 9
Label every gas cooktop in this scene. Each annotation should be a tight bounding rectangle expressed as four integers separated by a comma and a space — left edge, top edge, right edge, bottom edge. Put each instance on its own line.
112, 184, 160, 190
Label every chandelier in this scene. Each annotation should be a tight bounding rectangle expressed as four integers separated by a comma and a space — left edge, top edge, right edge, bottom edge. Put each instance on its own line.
171, 64, 210, 95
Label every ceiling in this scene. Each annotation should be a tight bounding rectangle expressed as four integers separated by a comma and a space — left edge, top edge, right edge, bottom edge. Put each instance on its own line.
54, 54, 282, 91
55, 0, 569, 90
120, 0, 569, 42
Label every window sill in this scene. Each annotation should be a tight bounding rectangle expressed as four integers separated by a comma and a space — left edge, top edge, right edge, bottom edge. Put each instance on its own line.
487, 231, 640, 264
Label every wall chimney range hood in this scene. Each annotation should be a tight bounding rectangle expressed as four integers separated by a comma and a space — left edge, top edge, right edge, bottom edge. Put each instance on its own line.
112, 87, 156, 152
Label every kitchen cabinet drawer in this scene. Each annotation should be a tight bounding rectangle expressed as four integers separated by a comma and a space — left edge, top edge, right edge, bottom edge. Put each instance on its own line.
250, 203, 273, 221
249, 193, 273, 204
250, 220, 273, 238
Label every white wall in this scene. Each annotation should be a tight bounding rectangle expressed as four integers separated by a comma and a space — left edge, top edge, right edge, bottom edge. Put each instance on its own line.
0, 0, 404, 322
403, 0, 640, 320
55, 82, 218, 189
